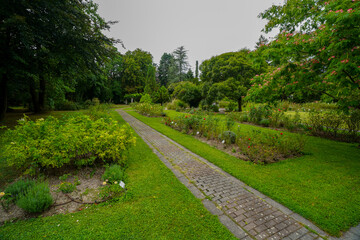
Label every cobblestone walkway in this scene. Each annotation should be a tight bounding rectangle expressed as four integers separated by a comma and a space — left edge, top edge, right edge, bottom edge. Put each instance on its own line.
117, 110, 358, 240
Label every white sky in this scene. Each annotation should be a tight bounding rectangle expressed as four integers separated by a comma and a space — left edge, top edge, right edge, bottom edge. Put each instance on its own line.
93, 0, 283, 70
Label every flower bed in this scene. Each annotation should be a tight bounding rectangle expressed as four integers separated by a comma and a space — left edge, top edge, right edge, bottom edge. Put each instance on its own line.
164, 112, 305, 164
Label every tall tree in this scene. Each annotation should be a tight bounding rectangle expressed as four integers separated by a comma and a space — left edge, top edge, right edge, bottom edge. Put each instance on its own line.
248, 0, 360, 109
0, 0, 118, 119
144, 64, 158, 94
200, 51, 256, 111
173, 46, 189, 82
158, 53, 174, 86
195, 60, 199, 79
121, 49, 153, 94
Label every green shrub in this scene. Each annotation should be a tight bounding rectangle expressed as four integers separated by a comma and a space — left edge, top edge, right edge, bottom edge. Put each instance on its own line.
209, 104, 219, 112
220, 131, 236, 144
140, 94, 152, 104
56, 174, 80, 193
225, 101, 238, 112
3, 114, 136, 175
259, 118, 270, 127
240, 114, 249, 122
55, 100, 80, 111
132, 103, 164, 117
5, 179, 36, 200
102, 165, 124, 183
249, 105, 271, 123
166, 99, 188, 110
17, 182, 53, 213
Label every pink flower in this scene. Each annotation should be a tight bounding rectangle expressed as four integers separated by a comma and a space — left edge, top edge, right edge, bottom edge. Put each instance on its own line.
347, 8, 353, 13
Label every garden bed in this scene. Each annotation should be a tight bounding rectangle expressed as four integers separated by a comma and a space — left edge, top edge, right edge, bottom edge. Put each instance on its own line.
0, 166, 105, 224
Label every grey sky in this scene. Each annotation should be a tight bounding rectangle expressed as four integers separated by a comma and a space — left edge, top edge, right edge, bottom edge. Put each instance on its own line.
93, 0, 283, 70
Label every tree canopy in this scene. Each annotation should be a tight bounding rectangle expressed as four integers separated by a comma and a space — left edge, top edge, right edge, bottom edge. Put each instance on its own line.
247, 0, 360, 109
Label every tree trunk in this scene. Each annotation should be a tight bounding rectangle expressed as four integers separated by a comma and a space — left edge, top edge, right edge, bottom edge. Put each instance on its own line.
237, 97, 242, 112
0, 74, 8, 121
30, 82, 40, 113
38, 74, 46, 111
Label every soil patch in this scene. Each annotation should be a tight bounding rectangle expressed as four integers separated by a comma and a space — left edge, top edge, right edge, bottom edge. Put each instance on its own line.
0, 166, 105, 224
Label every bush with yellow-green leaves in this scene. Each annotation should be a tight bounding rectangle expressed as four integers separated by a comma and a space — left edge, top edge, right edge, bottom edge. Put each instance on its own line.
2, 114, 136, 175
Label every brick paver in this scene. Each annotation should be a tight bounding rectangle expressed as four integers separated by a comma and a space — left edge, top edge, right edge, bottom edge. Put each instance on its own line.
118, 110, 331, 240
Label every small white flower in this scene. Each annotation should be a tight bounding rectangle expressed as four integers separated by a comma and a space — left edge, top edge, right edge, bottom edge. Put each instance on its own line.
222, 140, 225, 144
76, 220, 79, 222
196, 131, 199, 135
57, 224, 60, 227
171, 121, 174, 124
19, 118, 25, 122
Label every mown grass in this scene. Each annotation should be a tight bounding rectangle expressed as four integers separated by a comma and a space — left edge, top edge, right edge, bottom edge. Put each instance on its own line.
0, 110, 236, 240
127, 109, 360, 237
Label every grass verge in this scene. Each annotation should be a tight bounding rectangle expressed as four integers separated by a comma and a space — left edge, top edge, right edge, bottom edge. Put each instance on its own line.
127, 109, 360, 236
0, 110, 236, 240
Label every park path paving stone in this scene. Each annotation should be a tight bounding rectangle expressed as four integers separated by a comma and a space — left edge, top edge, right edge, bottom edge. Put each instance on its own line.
117, 110, 355, 240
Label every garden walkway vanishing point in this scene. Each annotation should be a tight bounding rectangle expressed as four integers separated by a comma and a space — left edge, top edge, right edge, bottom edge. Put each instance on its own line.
117, 110, 360, 240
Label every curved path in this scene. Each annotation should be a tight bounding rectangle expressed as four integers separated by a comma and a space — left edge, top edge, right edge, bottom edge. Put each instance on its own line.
117, 110, 359, 240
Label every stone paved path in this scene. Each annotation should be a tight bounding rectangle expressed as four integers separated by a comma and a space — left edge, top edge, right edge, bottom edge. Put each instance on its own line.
117, 110, 359, 240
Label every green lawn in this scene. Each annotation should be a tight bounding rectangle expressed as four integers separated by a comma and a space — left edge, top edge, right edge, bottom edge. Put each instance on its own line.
127, 109, 360, 237
0, 110, 236, 240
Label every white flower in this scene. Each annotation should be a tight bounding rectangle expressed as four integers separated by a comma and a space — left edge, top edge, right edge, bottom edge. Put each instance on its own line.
222, 140, 225, 144
171, 121, 174, 124
19, 118, 25, 122
196, 131, 199, 135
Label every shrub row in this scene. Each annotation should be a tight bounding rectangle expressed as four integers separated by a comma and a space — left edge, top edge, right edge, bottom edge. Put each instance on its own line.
164, 113, 305, 164
228, 106, 360, 143
131, 102, 165, 117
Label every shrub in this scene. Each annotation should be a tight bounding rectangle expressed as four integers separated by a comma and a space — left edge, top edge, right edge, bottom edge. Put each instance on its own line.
4, 179, 36, 201
17, 182, 53, 213
209, 104, 219, 112
55, 100, 80, 111
345, 109, 360, 138
102, 165, 124, 184
249, 105, 271, 123
166, 99, 188, 110
132, 103, 164, 117
226, 101, 238, 112
140, 94, 152, 104
220, 131, 236, 144
3, 114, 136, 175
259, 118, 270, 127
56, 174, 80, 193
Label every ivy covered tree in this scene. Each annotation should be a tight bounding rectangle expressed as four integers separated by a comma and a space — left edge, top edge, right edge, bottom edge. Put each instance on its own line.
247, 0, 360, 109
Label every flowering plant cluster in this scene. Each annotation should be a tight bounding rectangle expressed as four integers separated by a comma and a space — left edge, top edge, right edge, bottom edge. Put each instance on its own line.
164, 112, 305, 163
248, 0, 360, 109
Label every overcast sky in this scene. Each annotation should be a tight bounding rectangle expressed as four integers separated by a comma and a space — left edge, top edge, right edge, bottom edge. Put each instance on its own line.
93, 0, 284, 70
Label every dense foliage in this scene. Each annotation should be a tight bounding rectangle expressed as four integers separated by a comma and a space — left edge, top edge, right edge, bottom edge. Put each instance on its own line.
2, 114, 136, 175
247, 0, 360, 109
0, 0, 120, 119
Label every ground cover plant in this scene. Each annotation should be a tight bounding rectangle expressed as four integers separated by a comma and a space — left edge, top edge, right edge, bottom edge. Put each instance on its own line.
0, 110, 236, 240
127, 109, 360, 236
